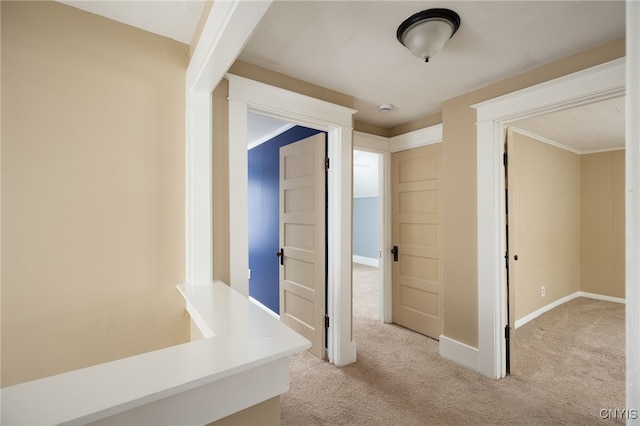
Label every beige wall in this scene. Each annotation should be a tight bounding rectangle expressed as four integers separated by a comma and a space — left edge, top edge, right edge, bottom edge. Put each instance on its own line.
581, 150, 625, 298
509, 131, 581, 321
213, 79, 231, 285
1, 1, 190, 386
209, 396, 280, 426
229, 60, 354, 110
440, 38, 624, 348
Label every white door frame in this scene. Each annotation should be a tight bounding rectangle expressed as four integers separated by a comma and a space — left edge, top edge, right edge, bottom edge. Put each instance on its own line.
626, 0, 640, 415
227, 74, 357, 366
472, 58, 626, 379
354, 126, 443, 324
353, 133, 391, 323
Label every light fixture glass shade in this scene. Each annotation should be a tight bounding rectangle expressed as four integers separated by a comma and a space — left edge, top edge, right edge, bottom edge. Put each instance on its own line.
401, 19, 454, 61
397, 9, 461, 62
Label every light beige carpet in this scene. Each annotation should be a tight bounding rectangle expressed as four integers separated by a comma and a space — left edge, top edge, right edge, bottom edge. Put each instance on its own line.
281, 263, 625, 425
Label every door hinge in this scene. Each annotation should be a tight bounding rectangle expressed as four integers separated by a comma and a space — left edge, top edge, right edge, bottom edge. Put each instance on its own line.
325, 314, 330, 328
505, 325, 510, 339
325, 157, 330, 171
503, 152, 508, 166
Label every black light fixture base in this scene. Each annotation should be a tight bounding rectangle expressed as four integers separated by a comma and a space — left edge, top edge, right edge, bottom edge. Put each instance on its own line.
396, 8, 461, 46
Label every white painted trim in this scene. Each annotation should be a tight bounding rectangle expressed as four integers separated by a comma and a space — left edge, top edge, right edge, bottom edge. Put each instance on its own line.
389, 124, 443, 152
226, 75, 357, 367
473, 58, 625, 380
381, 149, 392, 324
515, 291, 626, 329
473, 58, 625, 123
2, 281, 308, 425
184, 0, 271, 286
227, 74, 356, 127
247, 123, 295, 150
579, 291, 625, 305
250, 297, 280, 319
327, 125, 358, 366
353, 131, 390, 152
511, 126, 624, 155
352, 255, 379, 268
476, 120, 507, 379
514, 292, 580, 329
626, 2, 640, 418
510, 126, 581, 155
186, 0, 271, 92
581, 146, 626, 155
439, 335, 479, 372
185, 91, 213, 285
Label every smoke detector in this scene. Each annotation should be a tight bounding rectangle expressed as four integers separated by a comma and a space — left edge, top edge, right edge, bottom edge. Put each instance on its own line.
378, 104, 393, 113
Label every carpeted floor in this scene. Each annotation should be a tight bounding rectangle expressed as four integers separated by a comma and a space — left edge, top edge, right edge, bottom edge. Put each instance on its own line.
281, 263, 625, 425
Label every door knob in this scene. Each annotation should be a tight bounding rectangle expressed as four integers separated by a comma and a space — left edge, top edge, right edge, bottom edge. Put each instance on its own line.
391, 246, 398, 262
514, 255, 519, 261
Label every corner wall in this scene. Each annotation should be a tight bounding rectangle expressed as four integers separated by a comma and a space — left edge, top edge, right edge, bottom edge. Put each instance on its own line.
1, 1, 189, 386
581, 150, 625, 298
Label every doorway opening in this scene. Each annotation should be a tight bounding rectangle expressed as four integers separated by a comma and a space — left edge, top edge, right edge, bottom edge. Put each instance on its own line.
503, 96, 625, 385
247, 113, 329, 357
474, 58, 625, 379
353, 149, 384, 324
227, 74, 358, 366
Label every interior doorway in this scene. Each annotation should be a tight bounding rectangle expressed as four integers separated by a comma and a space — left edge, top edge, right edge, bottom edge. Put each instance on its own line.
503, 96, 625, 376
353, 149, 384, 322
247, 112, 329, 358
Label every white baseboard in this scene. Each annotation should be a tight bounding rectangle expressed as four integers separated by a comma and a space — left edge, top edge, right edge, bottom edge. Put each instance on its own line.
249, 297, 279, 319
439, 335, 479, 372
352, 255, 379, 267
515, 292, 580, 329
514, 290, 626, 329
578, 291, 626, 304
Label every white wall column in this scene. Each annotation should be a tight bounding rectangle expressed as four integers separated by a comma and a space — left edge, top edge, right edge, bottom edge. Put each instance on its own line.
228, 99, 249, 296
625, 0, 640, 420
184, 0, 271, 286
185, 91, 213, 285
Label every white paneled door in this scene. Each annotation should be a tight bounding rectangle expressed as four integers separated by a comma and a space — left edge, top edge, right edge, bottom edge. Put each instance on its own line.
391, 144, 443, 339
279, 133, 326, 358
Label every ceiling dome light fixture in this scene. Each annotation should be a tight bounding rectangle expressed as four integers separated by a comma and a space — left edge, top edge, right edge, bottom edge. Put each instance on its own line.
397, 8, 460, 62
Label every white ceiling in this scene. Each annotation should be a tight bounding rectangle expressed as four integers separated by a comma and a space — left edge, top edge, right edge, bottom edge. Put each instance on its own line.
511, 96, 625, 153
58, 1, 205, 44
240, 1, 625, 127
58, 0, 626, 150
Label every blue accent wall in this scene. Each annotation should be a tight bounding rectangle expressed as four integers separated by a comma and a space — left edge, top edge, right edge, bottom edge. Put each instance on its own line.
353, 197, 379, 259
248, 126, 324, 314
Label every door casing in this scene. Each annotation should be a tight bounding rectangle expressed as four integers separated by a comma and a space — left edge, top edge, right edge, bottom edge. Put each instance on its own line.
227, 74, 357, 367
473, 58, 626, 379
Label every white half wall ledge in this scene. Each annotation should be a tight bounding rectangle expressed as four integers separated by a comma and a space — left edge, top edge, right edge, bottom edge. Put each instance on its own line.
1, 281, 309, 425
